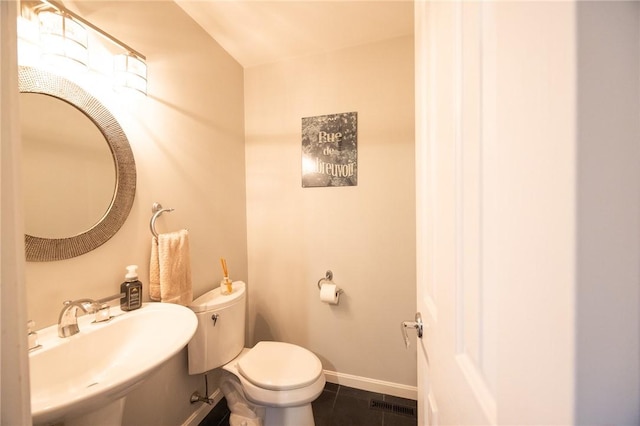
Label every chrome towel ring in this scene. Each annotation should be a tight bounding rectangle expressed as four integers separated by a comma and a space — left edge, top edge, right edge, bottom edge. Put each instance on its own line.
150, 202, 175, 238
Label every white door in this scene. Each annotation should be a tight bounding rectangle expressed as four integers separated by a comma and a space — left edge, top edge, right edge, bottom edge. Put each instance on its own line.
415, 1, 495, 424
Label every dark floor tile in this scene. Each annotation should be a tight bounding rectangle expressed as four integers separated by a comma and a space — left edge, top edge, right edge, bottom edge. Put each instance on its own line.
312, 388, 338, 426
383, 412, 418, 426
337, 385, 383, 402
199, 398, 230, 426
317, 388, 339, 406
323, 381, 340, 393
331, 392, 384, 426
216, 412, 230, 426
313, 409, 335, 426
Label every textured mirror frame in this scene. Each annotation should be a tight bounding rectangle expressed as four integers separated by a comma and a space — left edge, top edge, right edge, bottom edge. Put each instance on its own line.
20, 66, 136, 261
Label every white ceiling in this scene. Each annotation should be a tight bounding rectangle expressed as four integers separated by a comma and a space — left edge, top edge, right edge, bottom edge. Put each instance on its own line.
174, 1, 414, 68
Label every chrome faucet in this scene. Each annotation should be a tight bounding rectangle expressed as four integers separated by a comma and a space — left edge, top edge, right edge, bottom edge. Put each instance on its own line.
57, 293, 126, 338
58, 299, 100, 338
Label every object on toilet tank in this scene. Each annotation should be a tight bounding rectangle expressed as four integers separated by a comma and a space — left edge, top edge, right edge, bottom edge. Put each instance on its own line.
219, 257, 233, 295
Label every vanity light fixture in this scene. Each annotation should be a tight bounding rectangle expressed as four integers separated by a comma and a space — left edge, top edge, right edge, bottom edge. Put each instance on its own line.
38, 9, 88, 70
31, 0, 148, 96
114, 53, 147, 96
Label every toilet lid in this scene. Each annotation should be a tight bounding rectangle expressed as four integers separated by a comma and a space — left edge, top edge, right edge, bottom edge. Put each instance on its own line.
237, 341, 323, 391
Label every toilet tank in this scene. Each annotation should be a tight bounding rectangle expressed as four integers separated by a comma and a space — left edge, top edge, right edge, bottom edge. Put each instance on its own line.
187, 281, 246, 375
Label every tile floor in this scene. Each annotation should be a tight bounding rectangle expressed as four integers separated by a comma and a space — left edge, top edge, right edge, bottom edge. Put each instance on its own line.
200, 382, 417, 426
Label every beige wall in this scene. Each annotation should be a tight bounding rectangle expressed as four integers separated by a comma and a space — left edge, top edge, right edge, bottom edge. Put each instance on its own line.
23, 2, 247, 425
244, 35, 417, 390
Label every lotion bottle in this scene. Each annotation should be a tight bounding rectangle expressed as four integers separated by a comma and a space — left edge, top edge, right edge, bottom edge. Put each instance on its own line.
120, 265, 142, 311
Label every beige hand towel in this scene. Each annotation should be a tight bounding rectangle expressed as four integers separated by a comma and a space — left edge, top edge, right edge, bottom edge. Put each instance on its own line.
149, 229, 193, 305
149, 236, 160, 301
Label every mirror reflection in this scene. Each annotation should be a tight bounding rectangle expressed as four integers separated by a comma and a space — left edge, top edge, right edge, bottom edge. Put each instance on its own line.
20, 93, 116, 238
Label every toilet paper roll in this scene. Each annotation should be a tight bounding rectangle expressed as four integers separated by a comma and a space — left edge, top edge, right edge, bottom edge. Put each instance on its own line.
320, 283, 340, 305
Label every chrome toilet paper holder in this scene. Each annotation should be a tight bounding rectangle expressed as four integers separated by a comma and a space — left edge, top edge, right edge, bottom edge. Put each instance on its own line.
317, 270, 344, 294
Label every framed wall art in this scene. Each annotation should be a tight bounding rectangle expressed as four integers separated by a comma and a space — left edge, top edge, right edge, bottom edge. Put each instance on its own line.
301, 112, 357, 187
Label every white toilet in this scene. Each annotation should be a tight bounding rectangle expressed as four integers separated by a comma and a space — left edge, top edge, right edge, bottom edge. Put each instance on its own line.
188, 281, 325, 426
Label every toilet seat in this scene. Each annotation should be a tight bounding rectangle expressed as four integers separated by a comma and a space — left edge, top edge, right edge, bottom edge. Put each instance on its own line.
237, 341, 323, 391
223, 368, 326, 408
223, 342, 326, 408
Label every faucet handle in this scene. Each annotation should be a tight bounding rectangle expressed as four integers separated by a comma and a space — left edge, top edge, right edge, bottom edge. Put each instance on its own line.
27, 320, 41, 351
81, 300, 100, 312
93, 304, 112, 323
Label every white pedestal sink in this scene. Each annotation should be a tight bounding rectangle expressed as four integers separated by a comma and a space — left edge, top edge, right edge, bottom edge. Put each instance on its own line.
29, 302, 197, 425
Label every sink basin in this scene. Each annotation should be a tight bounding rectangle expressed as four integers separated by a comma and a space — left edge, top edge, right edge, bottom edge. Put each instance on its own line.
30, 302, 197, 425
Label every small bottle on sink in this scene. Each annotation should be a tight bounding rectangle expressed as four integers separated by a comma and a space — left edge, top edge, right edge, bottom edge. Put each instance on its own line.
120, 265, 142, 311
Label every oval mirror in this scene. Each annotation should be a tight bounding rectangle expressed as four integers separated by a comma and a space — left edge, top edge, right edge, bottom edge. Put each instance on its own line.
19, 66, 136, 261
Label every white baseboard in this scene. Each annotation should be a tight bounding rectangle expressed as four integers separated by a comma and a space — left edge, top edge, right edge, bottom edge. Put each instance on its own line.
182, 388, 223, 426
323, 370, 417, 400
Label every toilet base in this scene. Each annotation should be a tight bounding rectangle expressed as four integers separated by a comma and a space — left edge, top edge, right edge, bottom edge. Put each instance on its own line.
264, 404, 315, 426
220, 371, 317, 426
